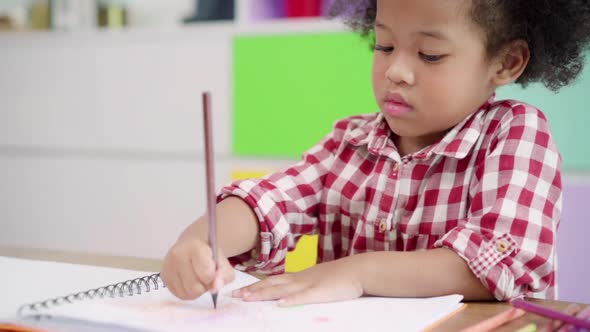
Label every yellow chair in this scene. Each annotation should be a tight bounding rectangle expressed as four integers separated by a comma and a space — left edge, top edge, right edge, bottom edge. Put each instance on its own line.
285, 233, 318, 272
231, 170, 318, 272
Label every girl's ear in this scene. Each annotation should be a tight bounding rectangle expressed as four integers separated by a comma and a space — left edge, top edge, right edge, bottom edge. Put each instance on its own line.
491, 39, 530, 87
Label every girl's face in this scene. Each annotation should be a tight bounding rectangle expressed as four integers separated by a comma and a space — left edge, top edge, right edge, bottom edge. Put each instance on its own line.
372, 0, 498, 155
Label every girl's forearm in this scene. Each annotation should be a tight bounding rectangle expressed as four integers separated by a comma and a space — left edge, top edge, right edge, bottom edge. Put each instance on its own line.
350, 248, 495, 301
179, 196, 260, 257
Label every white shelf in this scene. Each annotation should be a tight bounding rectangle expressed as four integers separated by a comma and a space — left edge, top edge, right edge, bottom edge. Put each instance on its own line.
0, 17, 346, 42
233, 17, 345, 35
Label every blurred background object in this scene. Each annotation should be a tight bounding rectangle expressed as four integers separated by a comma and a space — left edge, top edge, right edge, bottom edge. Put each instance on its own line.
184, 0, 234, 23
285, 0, 322, 18
0, 0, 340, 32
0, 16, 13, 31
97, 0, 127, 28
51, 0, 96, 30
126, 0, 194, 27
30, 0, 51, 30
0, 2, 27, 31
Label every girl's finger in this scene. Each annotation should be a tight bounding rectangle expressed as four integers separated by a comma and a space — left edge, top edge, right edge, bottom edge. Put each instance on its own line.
233, 275, 290, 297
219, 256, 235, 284
243, 282, 306, 302
278, 284, 357, 307
191, 249, 216, 290
209, 270, 224, 294
277, 286, 326, 307
160, 269, 181, 299
177, 256, 206, 300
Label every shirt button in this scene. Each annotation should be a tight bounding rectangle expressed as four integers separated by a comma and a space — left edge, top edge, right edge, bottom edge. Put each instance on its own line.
392, 163, 399, 176
378, 220, 387, 233
495, 240, 509, 253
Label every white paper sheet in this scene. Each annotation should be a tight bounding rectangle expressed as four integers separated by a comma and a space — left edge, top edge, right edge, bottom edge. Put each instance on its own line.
1, 256, 464, 332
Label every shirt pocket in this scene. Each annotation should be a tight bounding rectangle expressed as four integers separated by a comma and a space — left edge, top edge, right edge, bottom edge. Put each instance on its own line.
350, 216, 392, 254
349, 216, 452, 254
395, 219, 450, 251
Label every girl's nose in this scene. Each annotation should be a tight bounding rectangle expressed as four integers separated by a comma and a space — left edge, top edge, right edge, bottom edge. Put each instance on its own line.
385, 54, 415, 86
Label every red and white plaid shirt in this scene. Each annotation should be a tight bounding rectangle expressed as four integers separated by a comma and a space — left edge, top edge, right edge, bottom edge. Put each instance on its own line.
220, 97, 562, 301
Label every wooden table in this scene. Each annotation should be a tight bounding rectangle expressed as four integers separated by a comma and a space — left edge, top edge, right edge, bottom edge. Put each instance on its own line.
1, 246, 585, 332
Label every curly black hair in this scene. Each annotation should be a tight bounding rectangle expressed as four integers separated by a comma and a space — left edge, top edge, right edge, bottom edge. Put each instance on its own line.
329, 0, 590, 92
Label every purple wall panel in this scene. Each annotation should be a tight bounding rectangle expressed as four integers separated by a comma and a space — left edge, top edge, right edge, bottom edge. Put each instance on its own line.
321, 0, 334, 15
558, 181, 590, 303
247, 0, 334, 20
249, 0, 284, 20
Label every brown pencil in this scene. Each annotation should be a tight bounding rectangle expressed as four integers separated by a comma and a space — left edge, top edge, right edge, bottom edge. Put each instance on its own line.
202, 91, 219, 309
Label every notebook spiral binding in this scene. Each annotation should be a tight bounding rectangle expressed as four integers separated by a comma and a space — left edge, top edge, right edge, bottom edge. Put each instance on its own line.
17, 272, 165, 317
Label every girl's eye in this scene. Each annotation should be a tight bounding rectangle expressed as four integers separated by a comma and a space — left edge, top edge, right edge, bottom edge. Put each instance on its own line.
374, 44, 394, 53
419, 53, 445, 62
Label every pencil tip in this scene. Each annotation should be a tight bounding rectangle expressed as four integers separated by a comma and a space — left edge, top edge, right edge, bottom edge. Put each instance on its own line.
212, 293, 218, 309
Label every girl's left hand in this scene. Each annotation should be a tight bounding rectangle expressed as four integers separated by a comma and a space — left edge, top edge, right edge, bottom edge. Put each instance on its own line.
231, 257, 365, 307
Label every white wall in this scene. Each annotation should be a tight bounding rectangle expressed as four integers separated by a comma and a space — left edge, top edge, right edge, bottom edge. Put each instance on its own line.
0, 22, 297, 259
0, 25, 232, 153
0, 18, 346, 260
0, 154, 292, 259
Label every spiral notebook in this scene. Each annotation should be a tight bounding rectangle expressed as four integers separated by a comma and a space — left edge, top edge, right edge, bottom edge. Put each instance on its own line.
1, 256, 465, 332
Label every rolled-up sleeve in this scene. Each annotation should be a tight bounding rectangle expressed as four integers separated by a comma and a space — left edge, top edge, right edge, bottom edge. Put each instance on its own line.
218, 130, 342, 274
435, 105, 562, 300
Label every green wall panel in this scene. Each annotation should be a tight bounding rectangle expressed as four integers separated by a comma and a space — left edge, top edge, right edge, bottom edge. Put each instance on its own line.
233, 33, 376, 158
233, 33, 589, 171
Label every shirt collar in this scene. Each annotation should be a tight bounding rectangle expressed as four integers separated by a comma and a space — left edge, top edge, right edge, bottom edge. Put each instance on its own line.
343, 113, 390, 151
343, 94, 495, 159
431, 94, 495, 159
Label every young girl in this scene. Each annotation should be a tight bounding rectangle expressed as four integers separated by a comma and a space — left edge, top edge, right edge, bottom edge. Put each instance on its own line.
161, 0, 590, 305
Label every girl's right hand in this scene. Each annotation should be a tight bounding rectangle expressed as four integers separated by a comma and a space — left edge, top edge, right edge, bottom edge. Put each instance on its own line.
160, 237, 235, 300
